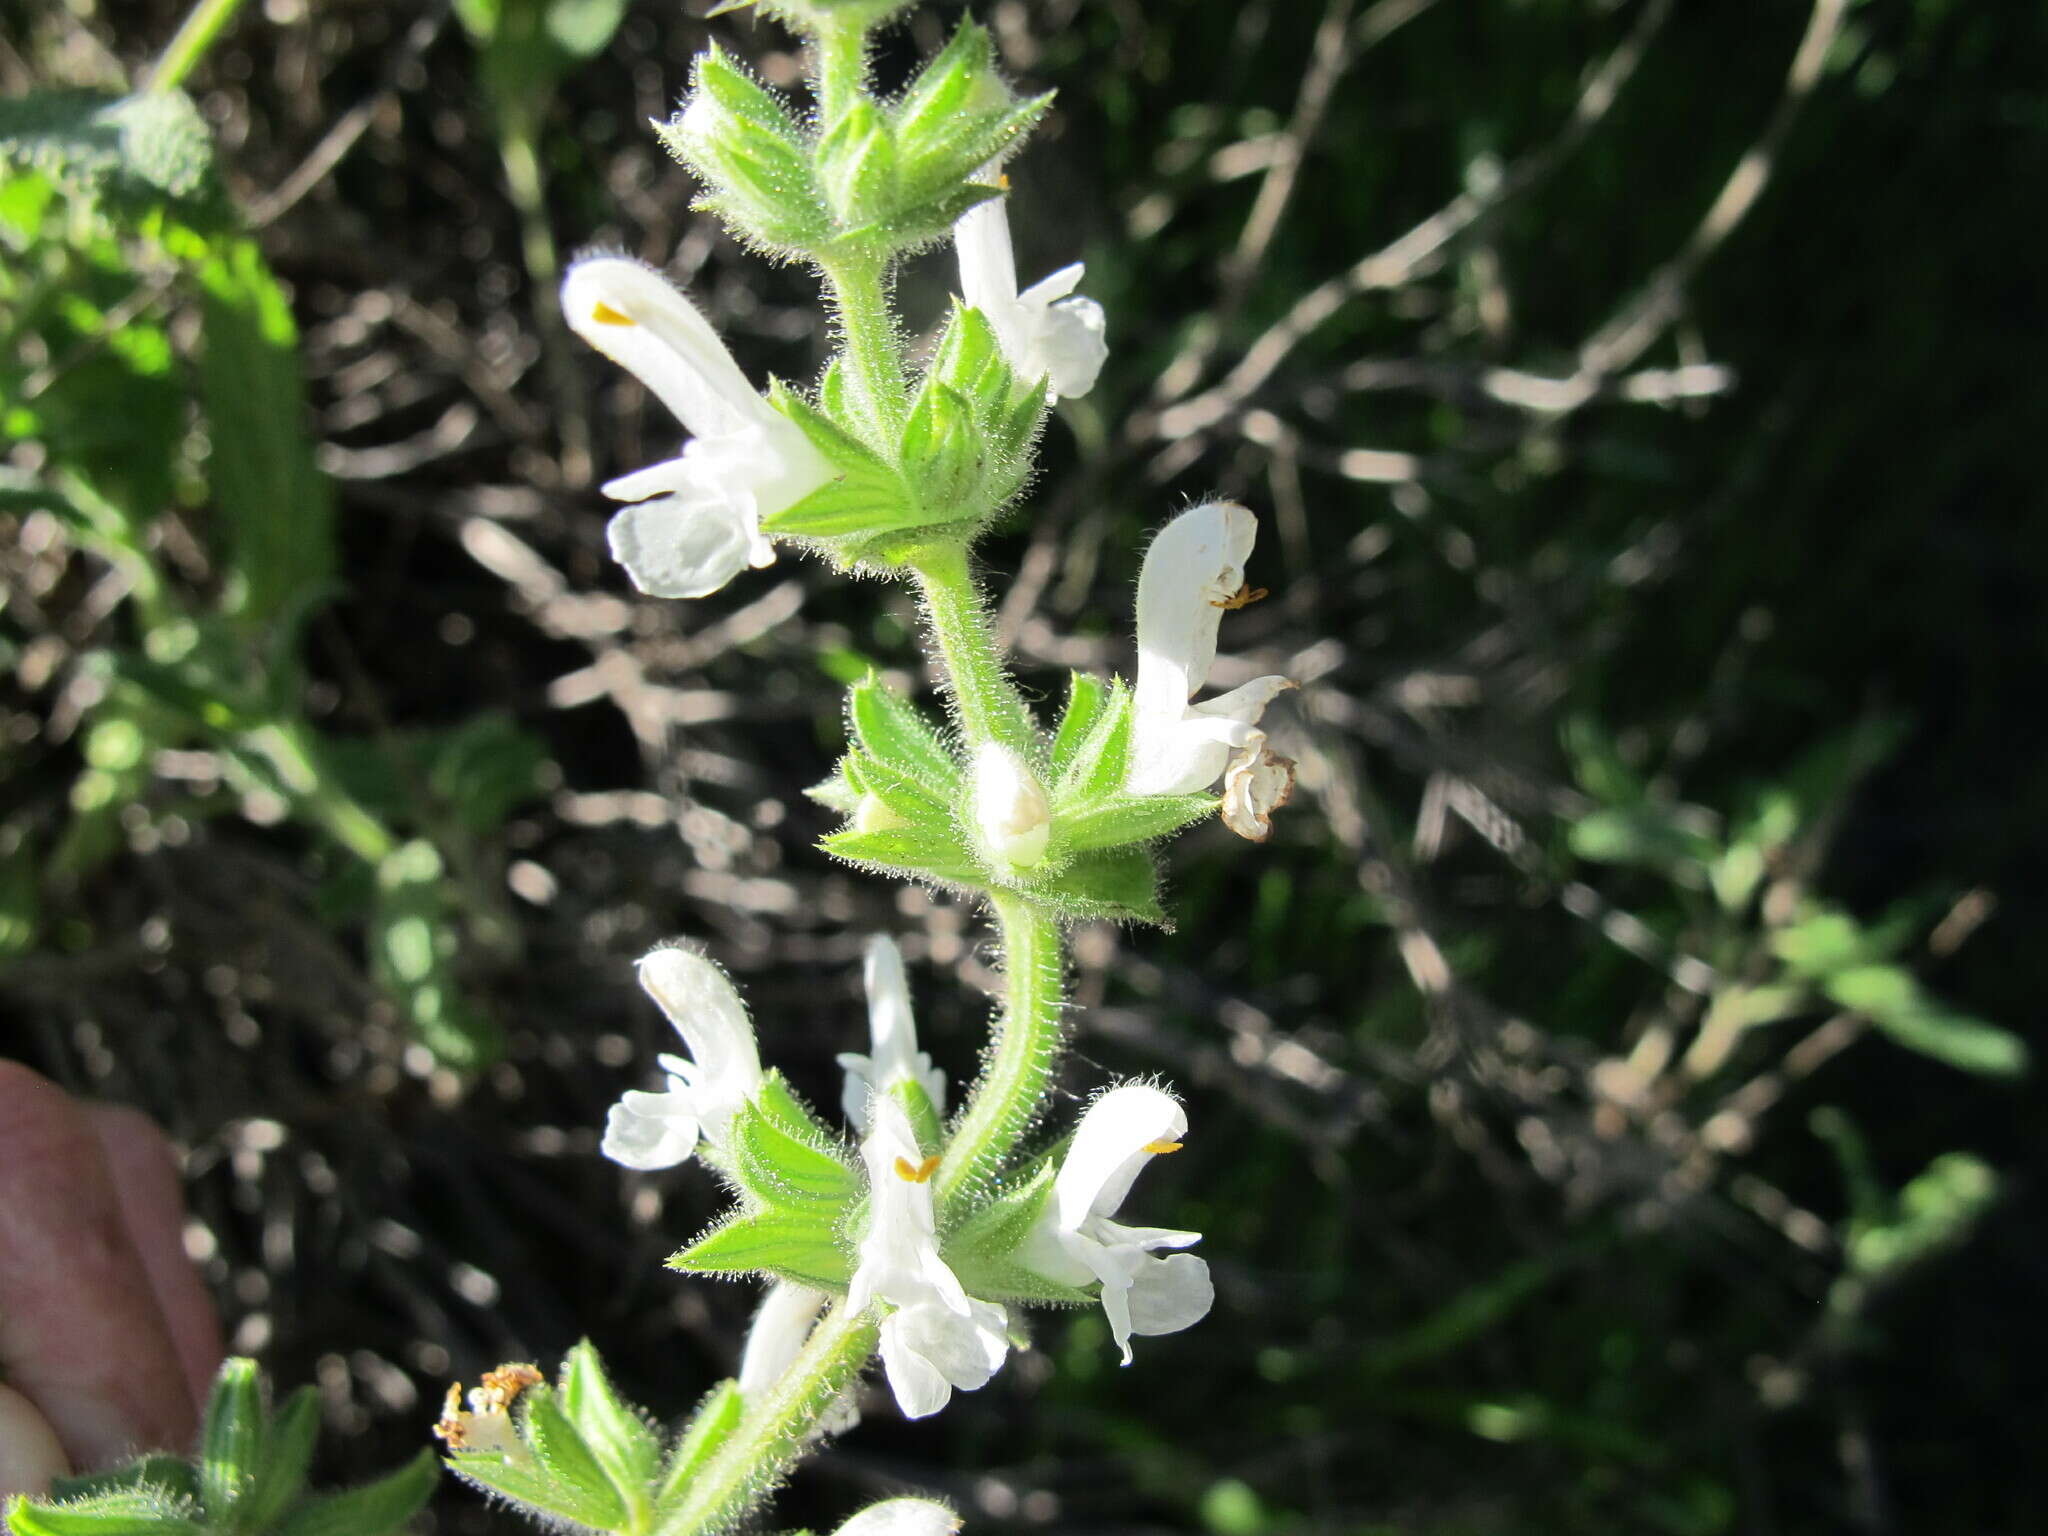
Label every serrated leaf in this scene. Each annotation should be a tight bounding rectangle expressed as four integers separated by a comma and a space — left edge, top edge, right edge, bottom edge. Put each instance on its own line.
240, 1386, 319, 1531
519, 1391, 628, 1530
668, 1211, 852, 1288
199, 1358, 262, 1520
822, 825, 984, 888
1055, 679, 1134, 803
848, 676, 958, 787
272, 1451, 436, 1536
1050, 845, 1164, 925
654, 1381, 743, 1511
559, 1342, 660, 1521
1057, 793, 1216, 853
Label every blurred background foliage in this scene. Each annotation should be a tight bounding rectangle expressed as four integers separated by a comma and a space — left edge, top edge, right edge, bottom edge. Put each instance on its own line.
1, 0, 2041, 1531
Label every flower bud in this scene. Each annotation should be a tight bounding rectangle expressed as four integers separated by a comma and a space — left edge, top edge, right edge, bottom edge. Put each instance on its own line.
971, 744, 1051, 872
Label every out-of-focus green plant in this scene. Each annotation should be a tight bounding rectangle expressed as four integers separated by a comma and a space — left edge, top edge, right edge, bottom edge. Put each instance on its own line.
453, 0, 631, 485
0, 17, 544, 1065
4, 1357, 437, 1536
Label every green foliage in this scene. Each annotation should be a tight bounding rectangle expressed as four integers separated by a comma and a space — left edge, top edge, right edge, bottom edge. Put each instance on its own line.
6, 1359, 434, 1536
0, 89, 220, 220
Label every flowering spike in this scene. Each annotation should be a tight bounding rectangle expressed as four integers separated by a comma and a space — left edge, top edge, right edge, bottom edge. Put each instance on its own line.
601, 947, 766, 1170
1020, 1084, 1213, 1364
562, 257, 832, 598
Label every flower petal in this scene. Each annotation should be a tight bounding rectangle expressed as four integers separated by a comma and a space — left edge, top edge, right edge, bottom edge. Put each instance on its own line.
563, 257, 757, 440
636, 948, 763, 1146
953, 190, 1019, 314
1054, 1084, 1188, 1231
738, 1282, 828, 1399
606, 495, 757, 600
1037, 294, 1108, 401
601, 1096, 699, 1171
879, 1300, 1009, 1418
832, 1499, 962, 1536
1220, 743, 1296, 841
1126, 1251, 1213, 1339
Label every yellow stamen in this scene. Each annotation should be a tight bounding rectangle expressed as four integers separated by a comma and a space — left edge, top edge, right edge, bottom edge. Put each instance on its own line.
894, 1153, 942, 1183
591, 301, 635, 326
997, 173, 1011, 190
1143, 1139, 1184, 1155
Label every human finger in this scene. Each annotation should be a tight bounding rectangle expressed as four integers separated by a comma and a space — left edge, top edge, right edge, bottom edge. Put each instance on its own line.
0, 1062, 198, 1469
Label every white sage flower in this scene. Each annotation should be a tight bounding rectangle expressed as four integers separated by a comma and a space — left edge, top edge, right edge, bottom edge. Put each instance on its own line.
971, 743, 1052, 873
1020, 1083, 1213, 1365
954, 187, 1107, 402
737, 1281, 829, 1399
1126, 500, 1296, 839
838, 936, 947, 1135
832, 1500, 962, 1536
601, 947, 765, 1171
562, 256, 832, 599
848, 1098, 1009, 1419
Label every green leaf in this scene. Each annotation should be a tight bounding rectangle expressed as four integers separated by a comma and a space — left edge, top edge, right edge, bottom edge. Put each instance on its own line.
558, 1342, 659, 1521
1566, 805, 1713, 872
240, 1387, 320, 1531
1050, 674, 1110, 779
6, 1496, 202, 1536
274, 1451, 437, 1536
896, 96, 1052, 208
1049, 846, 1165, 925
654, 1381, 743, 1512
443, 1453, 576, 1524
848, 675, 958, 788
1826, 965, 2028, 1077
729, 1095, 859, 1206
816, 98, 899, 227
822, 825, 984, 888
544, 0, 629, 57
1848, 1152, 1999, 1280
43, 1464, 197, 1509
1769, 910, 1870, 979
199, 1358, 263, 1521
891, 1077, 944, 1155
520, 1391, 627, 1531
1054, 679, 1134, 804
370, 840, 500, 1068
891, 19, 997, 144
195, 235, 334, 631
898, 380, 980, 509
844, 751, 949, 823
668, 1211, 852, 1288
0, 89, 220, 216
1057, 793, 1216, 854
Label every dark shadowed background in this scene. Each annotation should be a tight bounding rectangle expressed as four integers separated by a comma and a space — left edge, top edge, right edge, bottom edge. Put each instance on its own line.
3, 0, 2043, 1531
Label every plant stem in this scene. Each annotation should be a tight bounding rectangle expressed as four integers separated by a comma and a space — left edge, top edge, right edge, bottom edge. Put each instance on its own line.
908, 542, 1037, 756
820, 257, 906, 439
813, 17, 869, 124
146, 0, 250, 93
653, 1303, 878, 1536
935, 890, 1066, 1215
499, 122, 594, 487
239, 721, 398, 867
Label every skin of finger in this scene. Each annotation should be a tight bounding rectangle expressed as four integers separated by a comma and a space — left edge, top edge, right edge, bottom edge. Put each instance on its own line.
0, 1382, 70, 1504
85, 1104, 223, 1418
0, 1062, 200, 1469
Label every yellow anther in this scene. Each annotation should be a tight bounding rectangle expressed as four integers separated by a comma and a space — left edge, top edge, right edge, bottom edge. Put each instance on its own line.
591, 301, 635, 326
1143, 1139, 1184, 1155
997, 173, 1011, 190
893, 1153, 942, 1183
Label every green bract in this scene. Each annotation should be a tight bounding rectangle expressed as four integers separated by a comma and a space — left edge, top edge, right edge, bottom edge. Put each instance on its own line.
5, 1359, 437, 1536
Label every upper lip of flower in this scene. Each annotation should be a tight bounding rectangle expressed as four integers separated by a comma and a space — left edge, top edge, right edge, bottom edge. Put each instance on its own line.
1125, 500, 1295, 798
599, 946, 765, 1170
838, 936, 946, 1134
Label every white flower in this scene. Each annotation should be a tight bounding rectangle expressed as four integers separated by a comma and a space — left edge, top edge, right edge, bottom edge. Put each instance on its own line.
601, 948, 764, 1171
1125, 500, 1295, 837
838, 936, 947, 1135
970, 743, 1052, 873
832, 1500, 961, 1536
848, 1098, 1009, 1419
954, 186, 1107, 402
562, 256, 832, 599
1020, 1084, 1213, 1365
737, 1281, 828, 1399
